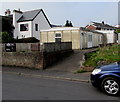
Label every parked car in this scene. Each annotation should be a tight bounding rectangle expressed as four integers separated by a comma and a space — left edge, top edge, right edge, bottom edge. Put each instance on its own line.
91, 62, 120, 96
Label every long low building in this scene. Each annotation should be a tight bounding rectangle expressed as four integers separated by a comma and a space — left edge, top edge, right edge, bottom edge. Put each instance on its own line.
118, 33, 120, 44
40, 27, 104, 50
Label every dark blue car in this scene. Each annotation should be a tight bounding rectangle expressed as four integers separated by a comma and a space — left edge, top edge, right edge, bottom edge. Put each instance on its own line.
91, 62, 120, 96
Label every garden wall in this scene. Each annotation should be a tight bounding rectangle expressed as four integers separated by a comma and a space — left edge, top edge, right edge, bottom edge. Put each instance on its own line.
2, 42, 73, 69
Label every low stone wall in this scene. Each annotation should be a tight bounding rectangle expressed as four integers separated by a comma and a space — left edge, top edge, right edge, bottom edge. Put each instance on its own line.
2, 50, 73, 69
2, 52, 44, 69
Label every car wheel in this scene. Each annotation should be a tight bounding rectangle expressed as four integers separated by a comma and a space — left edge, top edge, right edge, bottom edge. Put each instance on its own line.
101, 77, 120, 96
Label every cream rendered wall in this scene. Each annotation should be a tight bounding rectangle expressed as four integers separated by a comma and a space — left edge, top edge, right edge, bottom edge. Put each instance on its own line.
40, 32, 48, 43
71, 30, 80, 49
33, 11, 51, 40
62, 31, 72, 42
47, 32, 55, 42
40, 30, 81, 49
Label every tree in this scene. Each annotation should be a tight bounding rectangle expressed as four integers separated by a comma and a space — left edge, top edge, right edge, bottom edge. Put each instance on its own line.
0, 16, 14, 37
64, 20, 73, 27
0, 32, 14, 43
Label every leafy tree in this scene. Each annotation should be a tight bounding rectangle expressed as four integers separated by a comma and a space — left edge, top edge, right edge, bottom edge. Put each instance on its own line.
0, 16, 14, 37
64, 20, 73, 27
0, 32, 14, 43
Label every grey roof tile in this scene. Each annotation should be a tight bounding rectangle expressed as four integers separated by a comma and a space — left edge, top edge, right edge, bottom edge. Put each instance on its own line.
92, 22, 116, 29
17, 9, 41, 22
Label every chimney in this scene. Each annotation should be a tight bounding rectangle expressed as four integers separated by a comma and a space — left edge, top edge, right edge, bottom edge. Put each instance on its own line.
102, 21, 104, 25
5, 9, 11, 16
13, 8, 22, 14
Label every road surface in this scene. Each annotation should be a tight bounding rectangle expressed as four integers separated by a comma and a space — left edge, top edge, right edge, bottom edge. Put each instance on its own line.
2, 72, 120, 101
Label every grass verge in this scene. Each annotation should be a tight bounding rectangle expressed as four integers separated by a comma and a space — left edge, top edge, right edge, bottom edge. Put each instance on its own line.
83, 44, 120, 67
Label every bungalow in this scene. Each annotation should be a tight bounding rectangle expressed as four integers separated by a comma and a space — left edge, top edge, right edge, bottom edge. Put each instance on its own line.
118, 33, 120, 44
13, 9, 51, 40
86, 21, 117, 44
40, 27, 104, 49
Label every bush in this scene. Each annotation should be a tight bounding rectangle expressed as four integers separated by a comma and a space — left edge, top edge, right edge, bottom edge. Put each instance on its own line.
0, 32, 15, 43
15, 37, 39, 43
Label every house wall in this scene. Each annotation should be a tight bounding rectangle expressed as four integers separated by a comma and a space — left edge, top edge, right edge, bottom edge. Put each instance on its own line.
47, 31, 55, 42
96, 30, 115, 44
40, 31, 48, 42
40, 30, 80, 49
13, 11, 23, 39
118, 33, 120, 44
62, 31, 72, 42
17, 21, 32, 39
80, 30, 103, 49
93, 32, 103, 46
33, 11, 51, 40
80, 31, 87, 49
71, 30, 80, 49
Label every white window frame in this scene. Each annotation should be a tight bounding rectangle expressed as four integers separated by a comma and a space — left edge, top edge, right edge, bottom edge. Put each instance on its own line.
55, 33, 62, 38
55, 33, 62, 43
20, 23, 29, 31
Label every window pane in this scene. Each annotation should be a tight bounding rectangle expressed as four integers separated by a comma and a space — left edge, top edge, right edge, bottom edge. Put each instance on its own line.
20, 24, 28, 31
35, 24, 38, 31
55, 33, 61, 37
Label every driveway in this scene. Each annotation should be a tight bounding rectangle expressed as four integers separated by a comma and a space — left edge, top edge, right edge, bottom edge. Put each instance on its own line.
46, 48, 97, 72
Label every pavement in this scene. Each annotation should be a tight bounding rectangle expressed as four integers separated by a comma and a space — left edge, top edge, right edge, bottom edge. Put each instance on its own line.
2, 66, 91, 83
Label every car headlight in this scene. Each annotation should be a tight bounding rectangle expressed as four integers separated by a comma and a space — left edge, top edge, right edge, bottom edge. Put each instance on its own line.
92, 69, 101, 75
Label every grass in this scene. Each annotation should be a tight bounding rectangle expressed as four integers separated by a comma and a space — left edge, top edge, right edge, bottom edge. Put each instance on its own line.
74, 69, 87, 73
83, 44, 120, 67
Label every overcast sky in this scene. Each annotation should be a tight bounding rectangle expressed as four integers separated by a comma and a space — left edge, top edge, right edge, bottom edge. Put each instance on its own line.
1, 1, 119, 27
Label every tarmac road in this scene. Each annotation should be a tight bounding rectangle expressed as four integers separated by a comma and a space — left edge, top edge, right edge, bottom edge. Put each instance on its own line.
2, 72, 120, 101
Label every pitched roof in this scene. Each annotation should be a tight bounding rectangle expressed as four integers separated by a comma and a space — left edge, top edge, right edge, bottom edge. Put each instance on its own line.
51, 24, 62, 27
80, 27, 104, 34
17, 9, 52, 27
17, 9, 41, 22
92, 22, 116, 29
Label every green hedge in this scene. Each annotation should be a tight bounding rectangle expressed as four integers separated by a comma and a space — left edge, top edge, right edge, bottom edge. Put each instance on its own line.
15, 37, 39, 43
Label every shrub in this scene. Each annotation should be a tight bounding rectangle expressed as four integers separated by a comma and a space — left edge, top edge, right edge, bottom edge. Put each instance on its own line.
15, 37, 39, 43
0, 32, 15, 43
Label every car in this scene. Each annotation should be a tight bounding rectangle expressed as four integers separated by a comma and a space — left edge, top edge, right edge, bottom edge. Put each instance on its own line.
91, 62, 120, 96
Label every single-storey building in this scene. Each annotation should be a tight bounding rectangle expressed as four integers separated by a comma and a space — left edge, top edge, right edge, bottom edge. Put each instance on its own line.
40, 27, 104, 49
86, 21, 117, 44
118, 33, 120, 44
